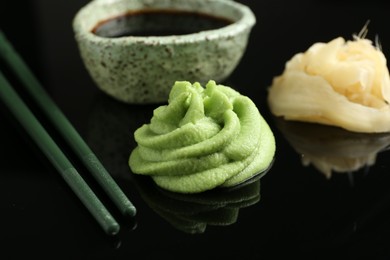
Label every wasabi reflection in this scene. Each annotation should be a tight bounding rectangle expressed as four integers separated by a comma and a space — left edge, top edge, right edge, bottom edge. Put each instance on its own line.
132, 167, 269, 234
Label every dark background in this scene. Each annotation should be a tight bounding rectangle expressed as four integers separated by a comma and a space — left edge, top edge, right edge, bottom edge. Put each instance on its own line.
1, 1, 390, 259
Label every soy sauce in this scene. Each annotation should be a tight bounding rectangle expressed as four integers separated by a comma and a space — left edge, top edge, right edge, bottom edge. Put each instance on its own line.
92, 9, 233, 38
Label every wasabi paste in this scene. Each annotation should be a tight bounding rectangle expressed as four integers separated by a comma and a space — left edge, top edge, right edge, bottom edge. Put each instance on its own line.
129, 80, 275, 193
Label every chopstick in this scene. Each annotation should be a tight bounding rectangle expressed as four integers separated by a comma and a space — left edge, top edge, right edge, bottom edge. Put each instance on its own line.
0, 31, 136, 233
0, 70, 120, 235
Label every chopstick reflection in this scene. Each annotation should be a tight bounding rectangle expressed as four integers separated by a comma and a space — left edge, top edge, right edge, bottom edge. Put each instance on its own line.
273, 116, 390, 179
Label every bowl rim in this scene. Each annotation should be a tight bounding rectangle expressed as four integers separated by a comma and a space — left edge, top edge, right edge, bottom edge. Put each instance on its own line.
73, 0, 256, 45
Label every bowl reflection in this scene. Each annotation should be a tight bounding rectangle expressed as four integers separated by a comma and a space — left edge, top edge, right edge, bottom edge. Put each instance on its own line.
85, 91, 157, 179
273, 117, 390, 179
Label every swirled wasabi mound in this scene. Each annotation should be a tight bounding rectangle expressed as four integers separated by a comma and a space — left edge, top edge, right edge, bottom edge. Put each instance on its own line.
129, 80, 275, 193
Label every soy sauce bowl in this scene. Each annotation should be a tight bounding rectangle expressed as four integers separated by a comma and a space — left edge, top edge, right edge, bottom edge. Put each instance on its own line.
72, 0, 256, 104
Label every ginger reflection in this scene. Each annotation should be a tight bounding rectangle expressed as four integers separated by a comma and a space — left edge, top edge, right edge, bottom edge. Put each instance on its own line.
273, 117, 390, 179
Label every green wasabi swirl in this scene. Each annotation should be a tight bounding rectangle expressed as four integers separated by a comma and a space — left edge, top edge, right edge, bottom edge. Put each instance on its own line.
129, 80, 275, 193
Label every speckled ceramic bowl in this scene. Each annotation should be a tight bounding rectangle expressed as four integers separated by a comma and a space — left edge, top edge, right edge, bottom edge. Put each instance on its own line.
73, 0, 256, 104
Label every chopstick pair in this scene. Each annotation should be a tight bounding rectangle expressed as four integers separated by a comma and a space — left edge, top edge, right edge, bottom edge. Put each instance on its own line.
0, 31, 136, 235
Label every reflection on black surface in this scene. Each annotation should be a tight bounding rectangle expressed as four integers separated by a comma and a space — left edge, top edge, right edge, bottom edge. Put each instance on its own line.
85, 91, 158, 179
271, 117, 390, 255
132, 171, 266, 234
273, 116, 390, 179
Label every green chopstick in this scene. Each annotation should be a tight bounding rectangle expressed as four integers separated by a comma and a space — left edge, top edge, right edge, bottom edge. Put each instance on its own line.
0, 31, 136, 218
0, 71, 120, 235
